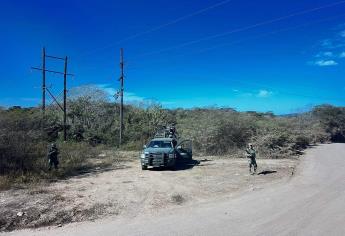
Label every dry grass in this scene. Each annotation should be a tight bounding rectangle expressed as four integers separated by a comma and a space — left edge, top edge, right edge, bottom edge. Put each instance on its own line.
0, 176, 12, 191
171, 194, 185, 205
51, 194, 66, 202
28, 188, 50, 195
0, 143, 133, 190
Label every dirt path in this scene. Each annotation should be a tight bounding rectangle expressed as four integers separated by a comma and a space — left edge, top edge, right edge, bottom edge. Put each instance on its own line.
1, 152, 298, 234
7, 143, 341, 236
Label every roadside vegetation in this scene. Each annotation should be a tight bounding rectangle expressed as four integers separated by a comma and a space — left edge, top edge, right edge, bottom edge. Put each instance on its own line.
1, 86, 345, 189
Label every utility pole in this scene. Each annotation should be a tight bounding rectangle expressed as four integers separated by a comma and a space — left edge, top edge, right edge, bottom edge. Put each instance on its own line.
63, 56, 68, 141
32, 48, 73, 141
42, 47, 46, 115
119, 48, 124, 146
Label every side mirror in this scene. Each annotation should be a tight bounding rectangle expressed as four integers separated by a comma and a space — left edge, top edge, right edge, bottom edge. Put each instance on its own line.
143, 145, 147, 149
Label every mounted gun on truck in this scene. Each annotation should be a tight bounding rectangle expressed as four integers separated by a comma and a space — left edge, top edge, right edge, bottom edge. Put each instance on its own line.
140, 125, 192, 170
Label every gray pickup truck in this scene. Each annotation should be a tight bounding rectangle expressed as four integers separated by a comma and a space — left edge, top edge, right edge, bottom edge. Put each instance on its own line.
140, 137, 192, 170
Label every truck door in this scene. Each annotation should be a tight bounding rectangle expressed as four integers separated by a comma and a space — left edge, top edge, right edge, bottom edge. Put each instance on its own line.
176, 140, 193, 160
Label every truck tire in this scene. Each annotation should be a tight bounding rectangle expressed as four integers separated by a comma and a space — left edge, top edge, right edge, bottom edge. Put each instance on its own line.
141, 165, 147, 170
170, 164, 177, 171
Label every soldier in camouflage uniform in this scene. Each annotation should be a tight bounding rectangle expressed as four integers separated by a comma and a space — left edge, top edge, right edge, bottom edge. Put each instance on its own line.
47, 143, 59, 171
245, 143, 257, 174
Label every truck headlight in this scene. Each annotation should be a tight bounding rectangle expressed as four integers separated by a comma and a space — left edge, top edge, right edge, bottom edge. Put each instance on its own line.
140, 154, 146, 159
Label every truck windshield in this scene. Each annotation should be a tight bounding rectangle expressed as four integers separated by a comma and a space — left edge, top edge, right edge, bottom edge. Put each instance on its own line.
147, 140, 172, 148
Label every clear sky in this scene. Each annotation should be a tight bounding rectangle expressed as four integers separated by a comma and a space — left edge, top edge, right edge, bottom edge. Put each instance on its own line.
1, 0, 345, 114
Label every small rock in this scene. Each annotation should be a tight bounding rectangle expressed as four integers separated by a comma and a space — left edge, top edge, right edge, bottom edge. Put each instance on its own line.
16, 211, 24, 217
57, 224, 62, 227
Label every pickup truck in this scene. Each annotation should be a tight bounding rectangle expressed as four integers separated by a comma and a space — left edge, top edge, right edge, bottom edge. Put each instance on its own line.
140, 137, 192, 170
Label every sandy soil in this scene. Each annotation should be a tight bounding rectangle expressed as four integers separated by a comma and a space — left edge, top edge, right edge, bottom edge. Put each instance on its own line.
0, 153, 298, 232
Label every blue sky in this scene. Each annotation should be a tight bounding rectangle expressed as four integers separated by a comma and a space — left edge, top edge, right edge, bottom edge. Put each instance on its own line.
1, 0, 345, 114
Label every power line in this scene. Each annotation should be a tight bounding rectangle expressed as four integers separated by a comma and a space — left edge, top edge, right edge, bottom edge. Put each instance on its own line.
73, 10, 345, 92
79, 0, 233, 57
66, 2, 345, 108
128, 0, 345, 60
119, 13, 345, 72
190, 13, 345, 54
119, 16, 345, 103
74, 1, 345, 74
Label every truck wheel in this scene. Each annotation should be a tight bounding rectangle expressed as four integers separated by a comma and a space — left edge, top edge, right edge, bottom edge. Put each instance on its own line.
141, 165, 147, 170
170, 164, 176, 171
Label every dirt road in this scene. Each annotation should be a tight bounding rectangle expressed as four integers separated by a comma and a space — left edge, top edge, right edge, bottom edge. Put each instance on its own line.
4, 144, 345, 235
0, 152, 296, 232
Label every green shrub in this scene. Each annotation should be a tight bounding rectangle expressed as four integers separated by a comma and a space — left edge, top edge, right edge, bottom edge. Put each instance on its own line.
312, 105, 345, 142
2, 101, 345, 187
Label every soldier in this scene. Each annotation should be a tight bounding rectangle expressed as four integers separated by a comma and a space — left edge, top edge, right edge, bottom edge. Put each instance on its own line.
172, 139, 178, 148
169, 125, 177, 139
169, 126, 175, 136
47, 143, 59, 171
245, 143, 257, 174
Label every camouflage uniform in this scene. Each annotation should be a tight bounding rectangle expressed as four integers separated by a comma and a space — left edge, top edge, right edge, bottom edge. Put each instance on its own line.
246, 145, 257, 173
47, 144, 59, 170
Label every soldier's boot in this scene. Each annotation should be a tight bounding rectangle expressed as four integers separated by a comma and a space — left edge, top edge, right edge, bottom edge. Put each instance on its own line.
53, 160, 59, 170
48, 161, 51, 171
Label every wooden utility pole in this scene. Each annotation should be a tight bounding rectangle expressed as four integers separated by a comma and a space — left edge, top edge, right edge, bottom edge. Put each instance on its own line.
63, 56, 68, 141
32, 48, 74, 141
119, 48, 124, 146
42, 47, 46, 115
